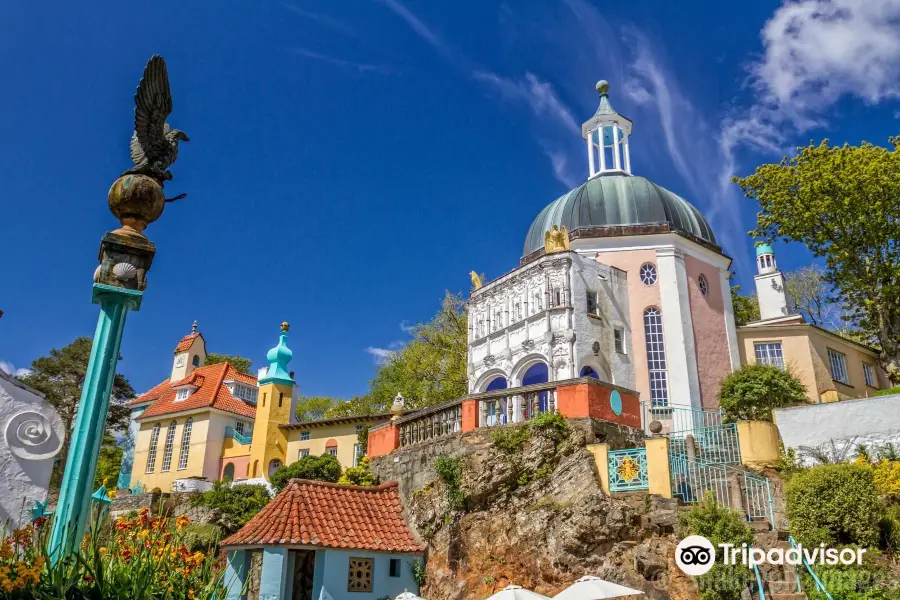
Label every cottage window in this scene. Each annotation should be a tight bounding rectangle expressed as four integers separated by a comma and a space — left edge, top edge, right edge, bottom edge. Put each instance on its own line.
586, 291, 600, 316
389, 558, 401, 578
614, 328, 626, 354
177, 417, 193, 470
864, 363, 877, 388
300, 431, 310, 441
828, 349, 849, 384
327, 447, 338, 457
160, 421, 177, 472
145, 423, 161, 473
754, 342, 784, 369
175, 388, 190, 401
347, 557, 373, 592
299, 449, 310, 459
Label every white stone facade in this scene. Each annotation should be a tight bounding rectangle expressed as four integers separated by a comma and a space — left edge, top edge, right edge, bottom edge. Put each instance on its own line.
467, 251, 634, 393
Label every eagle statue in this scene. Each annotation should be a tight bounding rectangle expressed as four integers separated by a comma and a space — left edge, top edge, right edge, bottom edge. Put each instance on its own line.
123, 55, 189, 196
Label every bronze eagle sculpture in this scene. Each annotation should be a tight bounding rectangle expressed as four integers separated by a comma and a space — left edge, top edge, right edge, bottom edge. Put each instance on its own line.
123, 55, 189, 197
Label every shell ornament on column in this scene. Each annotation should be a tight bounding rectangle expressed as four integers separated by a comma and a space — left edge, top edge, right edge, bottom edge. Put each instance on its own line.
6, 410, 65, 461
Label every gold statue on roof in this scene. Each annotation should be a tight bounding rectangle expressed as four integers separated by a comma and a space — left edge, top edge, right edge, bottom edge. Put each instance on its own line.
470, 271, 483, 290
544, 225, 570, 253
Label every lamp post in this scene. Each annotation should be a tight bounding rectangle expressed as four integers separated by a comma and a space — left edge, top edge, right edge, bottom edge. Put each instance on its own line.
48, 54, 188, 559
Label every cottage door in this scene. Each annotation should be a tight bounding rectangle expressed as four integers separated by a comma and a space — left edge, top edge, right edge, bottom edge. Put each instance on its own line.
291, 550, 315, 600
246, 551, 263, 600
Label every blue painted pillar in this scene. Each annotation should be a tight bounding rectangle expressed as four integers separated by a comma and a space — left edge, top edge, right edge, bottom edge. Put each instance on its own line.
260, 548, 289, 600
116, 404, 147, 490
224, 551, 251, 600
49, 283, 142, 559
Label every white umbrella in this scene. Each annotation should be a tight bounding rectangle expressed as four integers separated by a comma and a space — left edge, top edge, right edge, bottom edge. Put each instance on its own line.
552, 576, 644, 599
396, 590, 426, 600
486, 584, 550, 600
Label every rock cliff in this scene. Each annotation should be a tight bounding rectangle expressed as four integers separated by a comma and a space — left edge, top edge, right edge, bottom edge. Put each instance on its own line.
371, 418, 700, 600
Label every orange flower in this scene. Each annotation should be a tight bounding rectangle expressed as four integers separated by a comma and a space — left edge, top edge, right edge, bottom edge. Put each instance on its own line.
176, 514, 191, 530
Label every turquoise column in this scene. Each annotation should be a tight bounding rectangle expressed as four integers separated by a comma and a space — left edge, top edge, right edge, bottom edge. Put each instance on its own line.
259, 548, 289, 600
49, 283, 142, 559
224, 551, 251, 600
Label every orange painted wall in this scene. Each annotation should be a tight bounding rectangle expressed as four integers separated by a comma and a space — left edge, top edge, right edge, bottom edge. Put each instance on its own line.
366, 424, 399, 458
461, 399, 479, 432
220, 455, 251, 480
684, 255, 731, 409
557, 382, 641, 429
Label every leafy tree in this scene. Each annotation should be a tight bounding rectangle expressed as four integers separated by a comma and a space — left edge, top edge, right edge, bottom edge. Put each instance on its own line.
368, 292, 468, 411
203, 353, 252, 373
95, 433, 124, 489
718, 364, 808, 421
294, 396, 338, 422
324, 395, 383, 419
734, 138, 900, 381
730, 284, 759, 327
190, 481, 271, 531
784, 264, 841, 328
19, 337, 135, 484
337, 458, 379, 486
269, 453, 342, 492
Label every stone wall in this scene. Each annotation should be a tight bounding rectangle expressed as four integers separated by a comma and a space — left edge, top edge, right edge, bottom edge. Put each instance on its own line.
774, 393, 900, 463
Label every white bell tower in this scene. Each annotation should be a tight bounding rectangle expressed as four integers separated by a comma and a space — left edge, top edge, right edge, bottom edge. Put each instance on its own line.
583, 80, 633, 178
753, 243, 788, 320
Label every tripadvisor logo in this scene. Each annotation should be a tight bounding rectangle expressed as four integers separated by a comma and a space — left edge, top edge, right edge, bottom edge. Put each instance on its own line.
676, 535, 866, 576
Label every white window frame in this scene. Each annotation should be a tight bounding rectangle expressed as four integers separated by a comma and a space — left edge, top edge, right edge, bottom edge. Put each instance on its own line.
754, 342, 784, 369
614, 328, 626, 354
235, 420, 245, 436
160, 421, 177, 472
300, 431, 310, 441
145, 423, 161, 473
353, 444, 361, 467
639, 263, 658, 286
863, 363, 877, 388
327, 447, 338, 457
175, 388, 191, 401
177, 417, 193, 470
586, 291, 601, 317
643, 307, 668, 408
299, 449, 310, 459
698, 274, 709, 297
828, 348, 849, 385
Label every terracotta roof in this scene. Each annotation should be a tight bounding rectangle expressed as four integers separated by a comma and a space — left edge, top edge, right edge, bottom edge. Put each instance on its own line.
174, 332, 202, 353
221, 480, 424, 552
134, 362, 257, 420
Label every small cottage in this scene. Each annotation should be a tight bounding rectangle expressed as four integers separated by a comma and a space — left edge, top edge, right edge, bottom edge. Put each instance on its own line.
221, 479, 424, 600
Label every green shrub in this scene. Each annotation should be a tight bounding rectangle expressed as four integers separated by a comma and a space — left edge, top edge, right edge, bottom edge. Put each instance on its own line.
528, 410, 569, 441
190, 481, 272, 529
786, 463, 881, 547
679, 494, 754, 600
270, 453, 342, 492
337, 457, 379, 486
490, 424, 531, 453
874, 386, 900, 397
802, 555, 900, 600
880, 504, 900, 556
718, 363, 808, 422
434, 455, 466, 510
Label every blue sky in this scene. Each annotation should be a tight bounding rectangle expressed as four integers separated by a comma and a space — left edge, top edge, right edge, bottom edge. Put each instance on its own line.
2, 0, 899, 398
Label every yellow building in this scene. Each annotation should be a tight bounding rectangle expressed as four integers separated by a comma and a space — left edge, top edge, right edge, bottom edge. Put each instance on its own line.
125, 323, 386, 492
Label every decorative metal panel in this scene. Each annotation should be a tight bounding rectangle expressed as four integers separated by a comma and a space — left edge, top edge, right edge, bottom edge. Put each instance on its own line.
347, 557, 373, 592
608, 448, 649, 491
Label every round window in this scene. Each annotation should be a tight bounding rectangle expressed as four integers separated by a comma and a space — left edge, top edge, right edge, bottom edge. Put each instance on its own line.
698, 274, 709, 297
639, 263, 658, 286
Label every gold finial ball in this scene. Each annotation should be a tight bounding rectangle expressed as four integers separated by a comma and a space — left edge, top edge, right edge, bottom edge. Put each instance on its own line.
281, 321, 290, 332
596, 80, 609, 95
108, 174, 165, 238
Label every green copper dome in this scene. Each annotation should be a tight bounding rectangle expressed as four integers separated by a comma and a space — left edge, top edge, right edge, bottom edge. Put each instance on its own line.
523, 174, 717, 256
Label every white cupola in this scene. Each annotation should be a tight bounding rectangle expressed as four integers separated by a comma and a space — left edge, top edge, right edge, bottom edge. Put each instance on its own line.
753, 243, 789, 321
582, 80, 633, 178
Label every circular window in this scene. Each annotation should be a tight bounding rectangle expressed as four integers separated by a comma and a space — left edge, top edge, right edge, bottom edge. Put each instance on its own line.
698, 274, 709, 297
639, 263, 658, 286
610, 390, 623, 416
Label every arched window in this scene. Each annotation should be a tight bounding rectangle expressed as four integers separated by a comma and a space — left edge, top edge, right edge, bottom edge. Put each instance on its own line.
161, 421, 178, 472
485, 377, 507, 392
191, 355, 200, 367
268, 459, 282, 477
698, 274, 709, 297
177, 417, 193, 470
640, 263, 658, 286
326, 439, 338, 457
643, 307, 669, 407
580, 366, 600, 379
223, 463, 235, 481
522, 362, 550, 414
145, 423, 161, 473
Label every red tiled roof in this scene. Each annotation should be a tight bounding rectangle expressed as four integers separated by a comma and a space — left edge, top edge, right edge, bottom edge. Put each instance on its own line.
134, 362, 257, 420
174, 332, 202, 353
221, 480, 424, 553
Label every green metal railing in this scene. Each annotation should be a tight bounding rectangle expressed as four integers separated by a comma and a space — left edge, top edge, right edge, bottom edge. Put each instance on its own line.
752, 563, 766, 600
789, 536, 833, 600
669, 451, 731, 507
640, 402, 723, 438
224, 426, 252, 445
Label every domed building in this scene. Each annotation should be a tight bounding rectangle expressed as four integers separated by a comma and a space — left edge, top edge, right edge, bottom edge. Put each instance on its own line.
466, 81, 740, 417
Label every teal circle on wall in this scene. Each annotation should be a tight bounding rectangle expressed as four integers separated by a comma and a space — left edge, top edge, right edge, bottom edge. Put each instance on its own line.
610, 390, 623, 416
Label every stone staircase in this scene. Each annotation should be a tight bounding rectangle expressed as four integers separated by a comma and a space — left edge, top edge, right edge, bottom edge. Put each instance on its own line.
744, 521, 809, 600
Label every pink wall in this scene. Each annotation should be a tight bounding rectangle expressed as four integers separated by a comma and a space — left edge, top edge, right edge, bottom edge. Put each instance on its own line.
599, 249, 661, 402
220, 455, 252, 481
684, 255, 731, 409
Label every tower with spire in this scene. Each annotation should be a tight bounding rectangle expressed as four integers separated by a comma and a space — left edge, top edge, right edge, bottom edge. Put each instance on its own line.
583, 80, 633, 178
248, 322, 295, 480
170, 320, 206, 381
753, 242, 789, 320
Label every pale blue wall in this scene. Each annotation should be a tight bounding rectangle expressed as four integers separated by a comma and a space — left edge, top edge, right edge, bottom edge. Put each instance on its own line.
261, 548, 289, 600
116, 405, 147, 489
315, 549, 421, 600
224, 550, 250, 600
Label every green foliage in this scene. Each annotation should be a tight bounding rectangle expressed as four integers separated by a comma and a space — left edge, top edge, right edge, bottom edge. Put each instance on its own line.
410, 559, 426, 586
679, 494, 754, 600
270, 454, 342, 492
875, 386, 900, 397
356, 424, 370, 455
434, 455, 466, 511
880, 504, 900, 556
718, 363, 807, 422
802, 554, 900, 600
528, 411, 569, 442
190, 481, 271, 529
786, 463, 881, 547
181, 523, 221, 553
94, 434, 123, 489
730, 282, 760, 327
203, 353, 252, 373
735, 138, 900, 380
294, 396, 338, 422
775, 444, 806, 478
337, 457, 379, 486
490, 424, 531, 453
19, 337, 135, 485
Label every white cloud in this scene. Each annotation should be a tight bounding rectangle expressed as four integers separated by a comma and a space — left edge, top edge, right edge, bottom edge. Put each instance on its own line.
399, 320, 417, 334
280, 3, 357, 37
375, 0, 457, 62
473, 71, 580, 136
289, 48, 394, 74
365, 340, 406, 364
0, 361, 32, 378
